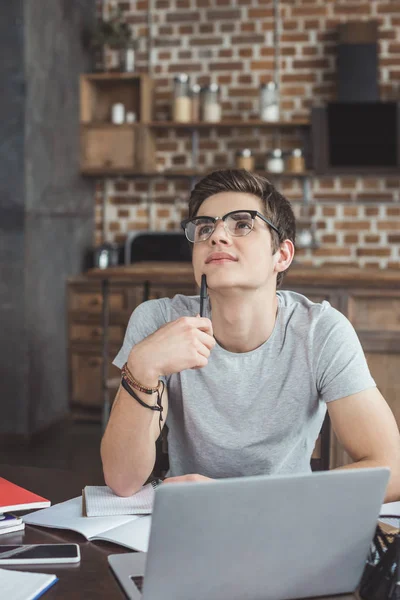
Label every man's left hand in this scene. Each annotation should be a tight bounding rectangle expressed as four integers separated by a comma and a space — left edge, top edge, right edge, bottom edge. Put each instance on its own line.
163, 474, 213, 484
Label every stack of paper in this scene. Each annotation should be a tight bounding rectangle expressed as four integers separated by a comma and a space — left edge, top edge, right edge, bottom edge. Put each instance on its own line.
0, 567, 57, 600
83, 481, 157, 517
0, 513, 25, 536
24, 497, 152, 552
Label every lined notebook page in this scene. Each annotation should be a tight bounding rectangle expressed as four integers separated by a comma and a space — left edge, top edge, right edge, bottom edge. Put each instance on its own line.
0, 568, 57, 600
83, 482, 157, 517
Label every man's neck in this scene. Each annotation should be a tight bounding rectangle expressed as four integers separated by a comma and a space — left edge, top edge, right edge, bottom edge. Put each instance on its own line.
209, 287, 278, 353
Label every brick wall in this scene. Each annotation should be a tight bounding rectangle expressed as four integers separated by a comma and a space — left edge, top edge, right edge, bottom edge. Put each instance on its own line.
95, 0, 400, 269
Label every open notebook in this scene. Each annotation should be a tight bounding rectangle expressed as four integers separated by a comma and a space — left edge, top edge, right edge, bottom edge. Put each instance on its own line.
0, 568, 57, 600
82, 481, 157, 517
23, 497, 151, 552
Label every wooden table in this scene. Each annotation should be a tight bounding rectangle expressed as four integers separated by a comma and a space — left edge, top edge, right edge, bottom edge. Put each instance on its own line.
0, 465, 127, 599
0, 465, 359, 599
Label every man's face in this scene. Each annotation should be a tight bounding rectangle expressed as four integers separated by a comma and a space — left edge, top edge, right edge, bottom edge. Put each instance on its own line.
191, 191, 280, 293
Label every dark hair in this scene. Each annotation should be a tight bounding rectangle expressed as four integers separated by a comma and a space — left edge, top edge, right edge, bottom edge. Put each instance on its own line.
188, 169, 296, 287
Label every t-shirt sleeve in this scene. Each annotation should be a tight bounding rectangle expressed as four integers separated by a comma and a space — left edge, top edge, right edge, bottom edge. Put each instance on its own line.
313, 305, 376, 403
113, 299, 168, 373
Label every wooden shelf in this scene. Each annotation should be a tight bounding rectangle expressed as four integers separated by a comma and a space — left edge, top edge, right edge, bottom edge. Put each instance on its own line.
80, 167, 314, 178
82, 72, 150, 81
148, 119, 310, 129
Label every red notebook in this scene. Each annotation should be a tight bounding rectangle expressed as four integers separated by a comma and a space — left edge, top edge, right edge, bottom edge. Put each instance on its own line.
0, 477, 50, 512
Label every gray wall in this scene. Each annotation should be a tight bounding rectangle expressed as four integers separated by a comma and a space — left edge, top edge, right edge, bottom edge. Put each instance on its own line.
0, 0, 95, 437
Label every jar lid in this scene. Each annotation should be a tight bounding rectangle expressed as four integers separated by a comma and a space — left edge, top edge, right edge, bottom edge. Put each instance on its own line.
292, 148, 303, 157
260, 81, 278, 90
203, 83, 219, 92
191, 83, 201, 94
174, 73, 190, 83
236, 148, 252, 157
267, 148, 283, 158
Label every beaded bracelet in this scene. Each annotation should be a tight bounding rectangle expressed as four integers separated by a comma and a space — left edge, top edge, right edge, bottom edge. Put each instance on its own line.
122, 362, 160, 395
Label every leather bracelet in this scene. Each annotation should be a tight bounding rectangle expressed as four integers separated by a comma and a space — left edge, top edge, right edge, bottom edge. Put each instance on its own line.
122, 363, 159, 395
121, 376, 165, 436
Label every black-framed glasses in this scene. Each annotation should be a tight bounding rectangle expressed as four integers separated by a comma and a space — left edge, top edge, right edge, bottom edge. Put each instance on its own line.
181, 210, 280, 243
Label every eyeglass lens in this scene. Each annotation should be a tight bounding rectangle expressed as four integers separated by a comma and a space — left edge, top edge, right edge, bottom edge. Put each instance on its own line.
187, 211, 254, 242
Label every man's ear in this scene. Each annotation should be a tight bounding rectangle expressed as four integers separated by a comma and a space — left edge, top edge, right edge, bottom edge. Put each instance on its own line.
274, 239, 295, 274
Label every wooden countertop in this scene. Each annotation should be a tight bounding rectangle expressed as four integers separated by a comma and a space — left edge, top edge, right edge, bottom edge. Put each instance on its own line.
84, 262, 400, 288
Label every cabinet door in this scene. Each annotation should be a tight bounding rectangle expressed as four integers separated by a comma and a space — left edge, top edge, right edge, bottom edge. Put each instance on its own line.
70, 352, 120, 409
147, 283, 198, 301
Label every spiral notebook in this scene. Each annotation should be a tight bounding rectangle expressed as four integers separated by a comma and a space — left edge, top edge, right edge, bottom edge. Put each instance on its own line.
82, 481, 159, 517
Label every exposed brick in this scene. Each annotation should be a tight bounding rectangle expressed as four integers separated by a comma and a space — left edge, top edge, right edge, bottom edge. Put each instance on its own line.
281, 33, 310, 43
219, 49, 234, 58
321, 234, 338, 243
127, 222, 150, 231
117, 209, 130, 218
357, 193, 394, 201
388, 235, 400, 243
110, 195, 142, 205
157, 208, 171, 218
190, 37, 224, 46
168, 63, 203, 72
387, 261, 400, 269
206, 9, 241, 19
334, 4, 371, 15
166, 11, 201, 22
232, 35, 265, 45
241, 23, 256, 33
335, 221, 371, 230
199, 24, 214, 33
109, 221, 120, 232
250, 61, 274, 70
179, 26, 194, 34
248, 9, 273, 18
378, 3, 400, 13
386, 207, 400, 216
219, 23, 235, 32
364, 207, 379, 216
114, 181, 129, 192
364, 235, 381, 244
281, 73, 317, 83
209, 62, 244, 71
344, 234, 359, 244
313, 247, 352, 256
239, 48, 253, 58
356, 248, 391, 257
322, 206, 336, 216
340, 178, 357, 189
292, 6, 327, 16
293, 58, 330, 69
343, 206, 359, 217
377, 221, 400, 230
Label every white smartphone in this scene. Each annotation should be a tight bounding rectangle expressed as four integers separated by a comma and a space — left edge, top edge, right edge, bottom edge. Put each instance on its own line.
0, 543, 81, 564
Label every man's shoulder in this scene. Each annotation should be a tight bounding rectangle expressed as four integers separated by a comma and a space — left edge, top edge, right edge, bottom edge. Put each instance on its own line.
136, 294, 200, 321
277, 289, 344, 327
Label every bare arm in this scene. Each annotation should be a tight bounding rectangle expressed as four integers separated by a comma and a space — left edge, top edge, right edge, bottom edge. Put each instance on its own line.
101, 316, 215, 497
328, 387, 400, 502
101, 369, 169, 497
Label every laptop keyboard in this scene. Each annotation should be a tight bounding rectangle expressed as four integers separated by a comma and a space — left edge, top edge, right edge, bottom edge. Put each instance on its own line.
130, 576, 144, 592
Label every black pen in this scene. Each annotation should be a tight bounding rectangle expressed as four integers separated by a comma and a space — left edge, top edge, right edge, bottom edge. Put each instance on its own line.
200, 274, 207, 318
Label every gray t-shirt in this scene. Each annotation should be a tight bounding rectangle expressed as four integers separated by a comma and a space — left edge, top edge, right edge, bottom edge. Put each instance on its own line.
113, 291, 375, 478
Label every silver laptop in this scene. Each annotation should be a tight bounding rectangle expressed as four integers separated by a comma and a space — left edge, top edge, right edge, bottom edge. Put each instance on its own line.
108, 467, 389, 600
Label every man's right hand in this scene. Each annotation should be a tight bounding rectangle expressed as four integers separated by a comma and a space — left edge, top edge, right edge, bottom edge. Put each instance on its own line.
127, 316, 216, 383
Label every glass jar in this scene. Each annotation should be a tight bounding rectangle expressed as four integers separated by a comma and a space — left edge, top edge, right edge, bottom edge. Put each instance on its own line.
190, 84, 201, 122
236, 149, 255, 171
260, 82, 280, 122
202, 83, 222, 123
266, 148, 284, 173
173, 74, 191, 123
285, 148, 306, 173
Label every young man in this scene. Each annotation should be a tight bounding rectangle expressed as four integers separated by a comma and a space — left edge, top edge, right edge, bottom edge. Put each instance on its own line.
101, 169, 400, 501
